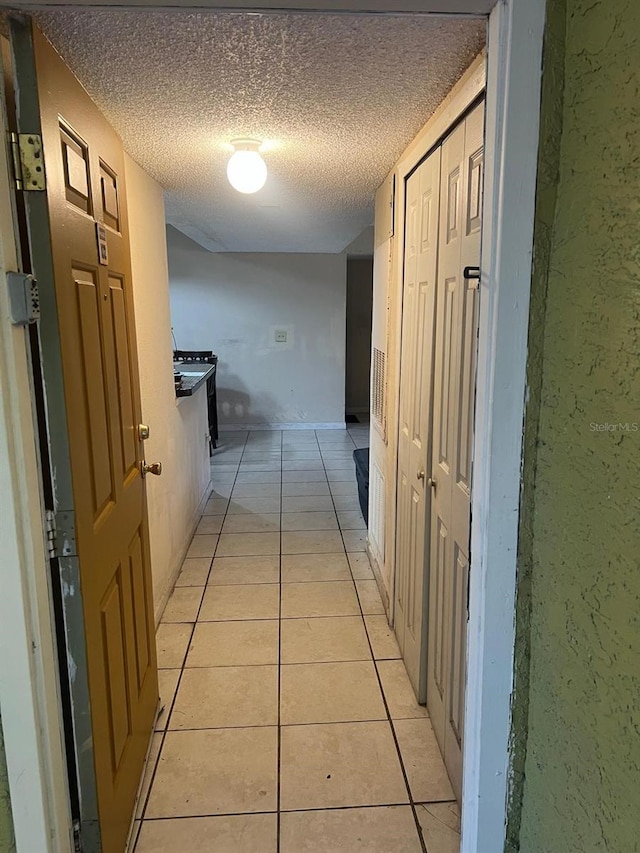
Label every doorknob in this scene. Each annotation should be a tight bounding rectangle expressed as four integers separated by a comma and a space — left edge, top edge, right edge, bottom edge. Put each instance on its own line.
417, 470, 425, 481
427, 477, 437, 489
141, 461, 162, 477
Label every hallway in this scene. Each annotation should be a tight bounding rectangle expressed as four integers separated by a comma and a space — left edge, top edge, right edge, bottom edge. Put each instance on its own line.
132, 427, 460, 852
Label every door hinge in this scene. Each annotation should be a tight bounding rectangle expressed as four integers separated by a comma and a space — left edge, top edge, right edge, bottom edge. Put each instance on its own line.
8, 132, 46, 191
72, 819, 83, 853
44, 508, 57, 559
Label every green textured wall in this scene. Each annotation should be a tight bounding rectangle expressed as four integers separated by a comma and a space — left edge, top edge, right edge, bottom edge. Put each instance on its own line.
510, 0, 640, 851
0, 716, 15, 853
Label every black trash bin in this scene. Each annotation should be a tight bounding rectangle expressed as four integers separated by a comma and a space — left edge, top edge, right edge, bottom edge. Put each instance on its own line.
353, 448, 369, 526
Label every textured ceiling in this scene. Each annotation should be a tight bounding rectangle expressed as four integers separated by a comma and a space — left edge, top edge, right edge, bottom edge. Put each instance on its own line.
35, 11, 485, 253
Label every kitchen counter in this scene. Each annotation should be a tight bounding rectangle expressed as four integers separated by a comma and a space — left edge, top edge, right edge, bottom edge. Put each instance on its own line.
174, 362, 216, 398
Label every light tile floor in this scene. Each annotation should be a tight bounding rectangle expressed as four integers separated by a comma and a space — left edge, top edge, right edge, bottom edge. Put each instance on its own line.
132, 427, 460, 853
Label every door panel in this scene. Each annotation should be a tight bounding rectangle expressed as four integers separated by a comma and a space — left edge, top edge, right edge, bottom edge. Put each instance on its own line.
109, 275, 138, 476
61, 124, 92, 212
130, 532, 152, 691
75, 270, 116, 514
456, 280, 477, 492
427, 119, 465, 749
432, 517, 448, 700
449, 543, 468, 743
394, 148, 441, 699
394, 170, 418, 659
427, 102, 484, 801
11, 22, 158, 852
438, 277, 456, 471
102, 570, 132, 769
444, 102, 484, 794
100, 161, 120, 230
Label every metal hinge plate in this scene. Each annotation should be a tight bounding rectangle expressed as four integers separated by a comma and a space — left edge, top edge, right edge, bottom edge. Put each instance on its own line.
44, 508, 57, 559
9, 132, 46, 191
72, 819, 83, 853
7, 271, 40, 325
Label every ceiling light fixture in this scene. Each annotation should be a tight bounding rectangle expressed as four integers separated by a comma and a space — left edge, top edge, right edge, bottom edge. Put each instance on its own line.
226, 139, 267, 194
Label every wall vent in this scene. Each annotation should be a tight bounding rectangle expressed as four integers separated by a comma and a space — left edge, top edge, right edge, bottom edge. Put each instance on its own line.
369, 462, 386, 564
371, 347, 387, 439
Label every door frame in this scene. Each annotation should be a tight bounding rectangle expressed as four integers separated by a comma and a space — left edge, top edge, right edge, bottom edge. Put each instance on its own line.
388, 2, 545, 850
462, 4, 545, 849
0, 1, 545, 851
0, 37, 74, 853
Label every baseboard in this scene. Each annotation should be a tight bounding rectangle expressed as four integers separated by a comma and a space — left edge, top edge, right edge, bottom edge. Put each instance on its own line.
366, 541, 391, 619
221, 422, 346, 431
153, 478, 213, 626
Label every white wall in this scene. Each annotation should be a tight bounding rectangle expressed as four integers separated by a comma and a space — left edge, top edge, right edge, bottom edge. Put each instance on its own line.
368, 235, 393, 594
125, 156, 211, 621
167, 227, 347, 429
345, 225, 374, 256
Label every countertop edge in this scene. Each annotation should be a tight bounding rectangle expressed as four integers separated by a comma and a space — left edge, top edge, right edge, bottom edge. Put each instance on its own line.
175, 363, 216, 398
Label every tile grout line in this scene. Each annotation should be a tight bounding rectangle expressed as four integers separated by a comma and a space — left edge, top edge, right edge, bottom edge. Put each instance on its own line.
360, 602, 429, 852
298, 434, 428, 853
319, 428, 359, 603
144, 428, 401, 849
278, 428, 328, 837
164, 613, 374, 623
276, 429, 283, 853
147, 716, 435, 732
162, 655, 376, 670
134, 431, 250, 848
304, 431, 427, 839
324, 431, 365, 543
201, 573, 369, 587
325, 429, 429, 853
138, 798, 457, 822
158, 656, 378, 668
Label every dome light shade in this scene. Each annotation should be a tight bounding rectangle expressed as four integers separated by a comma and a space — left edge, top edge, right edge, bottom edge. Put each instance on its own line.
227, 139, 267, 194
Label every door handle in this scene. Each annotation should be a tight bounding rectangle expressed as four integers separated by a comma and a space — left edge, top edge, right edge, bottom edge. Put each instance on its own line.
463, 267, 481, 290
141, 461, 162, 477
417, 470, 425, 481
427, 477, 436, 490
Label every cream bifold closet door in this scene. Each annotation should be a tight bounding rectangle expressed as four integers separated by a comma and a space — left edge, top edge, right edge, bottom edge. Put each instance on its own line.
394, 146, 441, 699
395, 101, 484, 801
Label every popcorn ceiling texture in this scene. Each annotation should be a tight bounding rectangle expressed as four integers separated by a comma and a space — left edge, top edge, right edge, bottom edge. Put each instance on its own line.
35, 11, 485, 252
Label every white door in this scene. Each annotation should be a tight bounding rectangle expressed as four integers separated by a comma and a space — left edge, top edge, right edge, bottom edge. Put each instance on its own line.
394, 147, 441, 699
427, 102, 484, 800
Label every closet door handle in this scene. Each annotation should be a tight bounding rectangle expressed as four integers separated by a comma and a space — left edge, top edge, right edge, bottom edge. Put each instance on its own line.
463, 266, 481, 290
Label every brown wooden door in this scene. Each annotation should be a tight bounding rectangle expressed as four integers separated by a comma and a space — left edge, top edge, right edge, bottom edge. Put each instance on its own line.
11, 22, 158, 852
